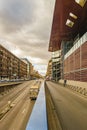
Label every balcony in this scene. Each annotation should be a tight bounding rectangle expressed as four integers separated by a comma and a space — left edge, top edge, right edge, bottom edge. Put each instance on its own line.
64, 32, 87, 59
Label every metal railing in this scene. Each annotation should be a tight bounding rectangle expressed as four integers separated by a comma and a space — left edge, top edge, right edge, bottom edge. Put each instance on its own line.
26, 82, 48, 130
66, 85, 87, 96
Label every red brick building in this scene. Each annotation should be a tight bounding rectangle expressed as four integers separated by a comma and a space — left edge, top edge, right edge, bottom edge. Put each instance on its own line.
0, 44, 27, 80
49, 0, 87, 82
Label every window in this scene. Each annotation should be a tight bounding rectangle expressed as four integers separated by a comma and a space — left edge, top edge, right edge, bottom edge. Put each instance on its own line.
66, 19, 74, 28
69, 13, 77, 19
75, 0, 87, 7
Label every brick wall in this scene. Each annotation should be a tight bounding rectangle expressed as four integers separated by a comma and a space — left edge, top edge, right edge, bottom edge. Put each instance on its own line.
64, 42, 87, 82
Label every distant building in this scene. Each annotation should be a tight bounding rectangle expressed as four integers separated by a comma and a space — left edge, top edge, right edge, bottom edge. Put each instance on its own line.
46, 52, 61, 81
21, 58, 31, 79
21, 59, 43, 79
21, 58, 40, 80
0, 44, 27, 80
29, 62, 34, 78
46, 59, 52, 79
52, 50, 61, 81
18, 60, 27, 79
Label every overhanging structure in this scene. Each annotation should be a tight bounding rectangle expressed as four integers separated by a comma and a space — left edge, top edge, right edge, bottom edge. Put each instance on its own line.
49, 0, 87, 52
49, 0, 87, 82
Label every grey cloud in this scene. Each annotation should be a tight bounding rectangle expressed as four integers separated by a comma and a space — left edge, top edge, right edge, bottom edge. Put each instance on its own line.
0, 0, 55, 66
14, 39, 50, 59
0, 0, 38, 33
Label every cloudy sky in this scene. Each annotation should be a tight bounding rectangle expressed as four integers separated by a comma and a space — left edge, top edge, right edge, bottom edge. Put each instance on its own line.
0, 0, 55, 75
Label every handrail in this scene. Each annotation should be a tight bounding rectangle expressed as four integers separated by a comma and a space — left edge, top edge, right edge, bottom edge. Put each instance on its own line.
26, 82, 48, 130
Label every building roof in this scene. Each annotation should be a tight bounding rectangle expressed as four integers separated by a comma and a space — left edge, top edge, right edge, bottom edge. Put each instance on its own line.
49, 0, 87, 51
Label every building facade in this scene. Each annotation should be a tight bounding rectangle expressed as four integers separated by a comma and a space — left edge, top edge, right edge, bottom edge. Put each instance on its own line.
29, 62, 34, 77
63, 33, 87, 82
0, 44, 27, 80
49, 0, 87, 82
52, 51, 61, 81
21, 58, 31, 79
46, 59, 52, 79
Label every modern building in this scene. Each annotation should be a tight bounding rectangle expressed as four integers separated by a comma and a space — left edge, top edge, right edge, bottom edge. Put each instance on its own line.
0, 44, 27, 80
46, 59, 52, 79
52, 50, 61, 81
49, 0, 87, 82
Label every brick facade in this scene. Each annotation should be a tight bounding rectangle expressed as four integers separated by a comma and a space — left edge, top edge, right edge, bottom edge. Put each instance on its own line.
64, 42, 87, 82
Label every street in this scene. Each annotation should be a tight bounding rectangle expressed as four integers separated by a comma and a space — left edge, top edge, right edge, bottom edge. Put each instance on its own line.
0, 81, 36, 130
46, 81, 87, 130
